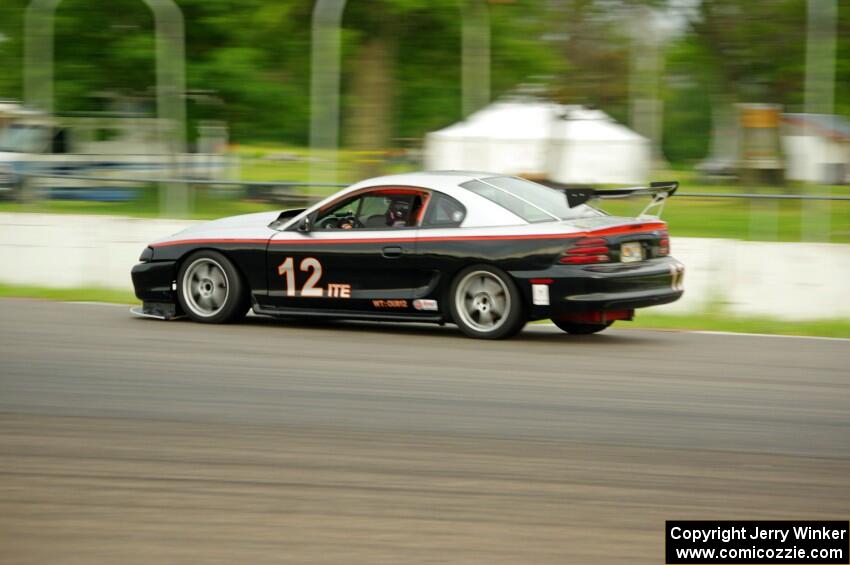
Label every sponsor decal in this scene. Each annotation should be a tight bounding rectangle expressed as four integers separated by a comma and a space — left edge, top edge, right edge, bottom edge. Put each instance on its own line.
327, 283, 351, 298
413, 299, 439, 311
373, 299, 408, 309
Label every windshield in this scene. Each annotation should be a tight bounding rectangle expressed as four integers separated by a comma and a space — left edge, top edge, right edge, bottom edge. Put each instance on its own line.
0, 124, 48, 153
460, 176, 603, 223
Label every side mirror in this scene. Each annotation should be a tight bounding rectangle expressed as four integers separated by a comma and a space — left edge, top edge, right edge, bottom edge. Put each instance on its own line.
297, 216, 313, 233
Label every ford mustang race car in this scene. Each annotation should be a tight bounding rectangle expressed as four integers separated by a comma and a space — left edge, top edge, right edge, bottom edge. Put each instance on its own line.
131, 171, 684, 339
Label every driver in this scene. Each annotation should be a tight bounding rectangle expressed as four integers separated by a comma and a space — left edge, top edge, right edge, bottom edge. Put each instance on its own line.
386, 198, 412, 227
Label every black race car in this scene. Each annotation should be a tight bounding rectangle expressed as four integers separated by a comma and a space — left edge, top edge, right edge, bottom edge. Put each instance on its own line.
131, 171, 684, 339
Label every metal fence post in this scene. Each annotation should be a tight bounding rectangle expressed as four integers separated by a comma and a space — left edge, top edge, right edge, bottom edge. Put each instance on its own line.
24, 0, 188, 217
461, 0, 490, 118
309, 0, 491, 191
309, 0, 346, 191
802, 0, 837, 242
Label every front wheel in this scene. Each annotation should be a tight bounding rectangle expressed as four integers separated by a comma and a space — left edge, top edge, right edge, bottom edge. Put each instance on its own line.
449, 266, 526, 339
177, 251, 250, 324
551, 319, 613, 335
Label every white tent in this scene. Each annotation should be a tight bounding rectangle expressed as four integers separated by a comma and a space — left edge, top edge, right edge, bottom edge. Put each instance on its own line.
424, 101, 560, 176
546, 107, 651, 185
424, 101, 650, 185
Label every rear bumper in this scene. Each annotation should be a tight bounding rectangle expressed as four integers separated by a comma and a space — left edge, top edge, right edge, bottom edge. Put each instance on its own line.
510, 256, 685, 320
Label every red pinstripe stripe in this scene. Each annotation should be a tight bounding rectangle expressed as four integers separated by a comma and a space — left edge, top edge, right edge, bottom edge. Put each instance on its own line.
150, 222, 667, 248
151, 238, 269, 248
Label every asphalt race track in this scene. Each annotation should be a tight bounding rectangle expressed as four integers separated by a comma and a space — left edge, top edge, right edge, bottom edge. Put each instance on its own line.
1, 299, 848, 564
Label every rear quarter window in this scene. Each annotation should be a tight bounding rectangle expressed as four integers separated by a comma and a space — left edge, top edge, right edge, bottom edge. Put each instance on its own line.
422, 193, 466, 227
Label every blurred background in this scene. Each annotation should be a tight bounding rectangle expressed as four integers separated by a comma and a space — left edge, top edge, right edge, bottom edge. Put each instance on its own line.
0, 0, 847, 215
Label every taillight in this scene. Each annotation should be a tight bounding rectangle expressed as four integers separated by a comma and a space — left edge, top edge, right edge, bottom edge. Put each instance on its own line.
559, 237, 610, 265
658, 230, 670, 256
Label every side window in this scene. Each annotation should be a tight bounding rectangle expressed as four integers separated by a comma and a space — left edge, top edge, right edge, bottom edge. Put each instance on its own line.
315, 196, 362, 230
314, 189, 429, 230
423, 194, 466, 227
359, 193, 425, 228
358, 195, 393, 227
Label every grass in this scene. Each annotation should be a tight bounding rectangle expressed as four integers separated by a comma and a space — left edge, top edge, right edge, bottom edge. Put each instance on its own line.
601, 174, 850, 242
0, 284, 848, 339
629, 311, 850, 339
0, 284, 136, 304
0, 147, 849, 240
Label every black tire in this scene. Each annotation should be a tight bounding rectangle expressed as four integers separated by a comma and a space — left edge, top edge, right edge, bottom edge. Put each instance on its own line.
448, 265, 526, 339
551, 319, 613, 335
177, 250, 250, 324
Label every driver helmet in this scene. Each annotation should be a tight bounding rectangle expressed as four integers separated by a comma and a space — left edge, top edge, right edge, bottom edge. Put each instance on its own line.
387, 198, 411, 226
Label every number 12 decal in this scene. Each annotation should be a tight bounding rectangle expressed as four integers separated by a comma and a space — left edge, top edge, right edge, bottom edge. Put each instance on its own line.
277, 257, 350, 298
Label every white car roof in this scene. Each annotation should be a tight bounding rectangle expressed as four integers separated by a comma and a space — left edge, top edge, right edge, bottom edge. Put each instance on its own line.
348, 170, 493, 194
306, 170, 529, 228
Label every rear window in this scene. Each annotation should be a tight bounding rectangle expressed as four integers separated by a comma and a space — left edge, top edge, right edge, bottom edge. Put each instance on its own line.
461, 177, 602, 223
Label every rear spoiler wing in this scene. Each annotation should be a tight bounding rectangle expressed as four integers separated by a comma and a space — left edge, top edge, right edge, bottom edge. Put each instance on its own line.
562, 181, 679, 218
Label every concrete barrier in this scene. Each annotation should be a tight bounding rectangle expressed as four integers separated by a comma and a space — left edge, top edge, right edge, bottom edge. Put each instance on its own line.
1, 213, 848, 319
0, 213, 196, 291
659, 237, 850, 319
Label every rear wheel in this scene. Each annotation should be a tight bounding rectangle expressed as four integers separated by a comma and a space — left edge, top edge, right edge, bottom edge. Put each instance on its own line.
551, 319, 613, 335
177, 251, 250, 324
449, 266, 526, 339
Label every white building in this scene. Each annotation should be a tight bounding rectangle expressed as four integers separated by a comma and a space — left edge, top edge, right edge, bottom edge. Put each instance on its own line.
782, 113, 850, 184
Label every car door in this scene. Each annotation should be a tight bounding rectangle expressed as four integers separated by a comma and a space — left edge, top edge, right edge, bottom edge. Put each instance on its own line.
263, 186, 435, 316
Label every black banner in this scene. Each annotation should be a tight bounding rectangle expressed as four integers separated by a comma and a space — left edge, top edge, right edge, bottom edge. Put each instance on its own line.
666, 521, 849, 564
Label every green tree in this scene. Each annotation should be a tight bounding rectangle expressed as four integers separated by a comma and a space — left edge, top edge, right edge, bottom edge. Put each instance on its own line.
662, 0, 850, 163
